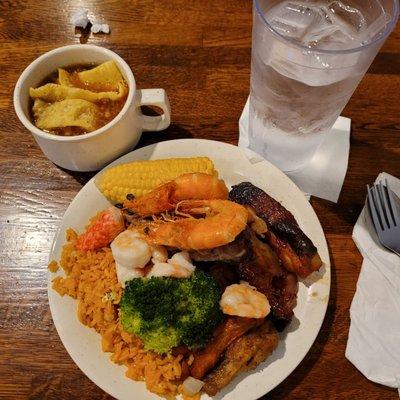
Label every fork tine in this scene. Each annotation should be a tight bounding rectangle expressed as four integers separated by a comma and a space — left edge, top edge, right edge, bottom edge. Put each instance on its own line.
377, 181, 392, 228
371, 184, 389, 230
386, 179, 400, 227
367, 185, 384, 232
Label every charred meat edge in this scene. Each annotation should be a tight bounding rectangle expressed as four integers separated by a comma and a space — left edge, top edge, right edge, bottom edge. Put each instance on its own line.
237, 229, 298, 324
229, 182, 322, 278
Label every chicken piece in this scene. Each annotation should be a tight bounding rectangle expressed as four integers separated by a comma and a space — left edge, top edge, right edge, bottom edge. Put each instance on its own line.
190, 316, 263, 380
229, 182, 322, 278
203, 320, 279, 396
237, 230, 298, 323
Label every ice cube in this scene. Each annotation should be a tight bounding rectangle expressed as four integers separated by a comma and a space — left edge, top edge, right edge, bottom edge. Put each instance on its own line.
302, 5, 356, 48
301, 2, 369, 49
263, 1, 364, 84
268, 1, 320, 40
328, 1, 367, 33
269, 20, 303, 39
361, 12, 389, 44
312, 28, 357, 49
277, 2, 317, 29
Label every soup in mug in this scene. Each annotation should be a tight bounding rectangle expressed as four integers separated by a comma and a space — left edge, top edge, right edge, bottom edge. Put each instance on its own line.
29, 60, 129, 136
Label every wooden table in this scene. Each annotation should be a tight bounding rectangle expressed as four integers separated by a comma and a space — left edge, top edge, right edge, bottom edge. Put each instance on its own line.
1, 1, 399, 399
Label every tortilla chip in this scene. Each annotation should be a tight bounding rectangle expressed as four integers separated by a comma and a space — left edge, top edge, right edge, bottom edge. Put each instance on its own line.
58, 68, 73, 86
30, 60, 127, 134
32, 99, 99, 132
29, 82, 127, 103
78, 60, 125, 90
58, 60, 125, 91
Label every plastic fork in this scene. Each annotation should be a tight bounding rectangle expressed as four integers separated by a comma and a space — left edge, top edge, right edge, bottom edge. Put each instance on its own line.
367, 179, 400, 256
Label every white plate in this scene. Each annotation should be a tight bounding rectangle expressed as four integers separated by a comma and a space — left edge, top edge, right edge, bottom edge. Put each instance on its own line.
48, 139, 330, 400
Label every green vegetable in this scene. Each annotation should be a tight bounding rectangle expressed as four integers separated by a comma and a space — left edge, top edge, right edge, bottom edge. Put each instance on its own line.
120, 270, 222, 354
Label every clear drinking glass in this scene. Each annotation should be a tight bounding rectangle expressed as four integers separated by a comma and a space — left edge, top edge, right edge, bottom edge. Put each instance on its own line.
249, 0, 399, 172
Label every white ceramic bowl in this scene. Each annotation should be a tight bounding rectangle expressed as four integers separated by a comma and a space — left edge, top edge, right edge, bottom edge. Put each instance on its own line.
13, 44, 171, 172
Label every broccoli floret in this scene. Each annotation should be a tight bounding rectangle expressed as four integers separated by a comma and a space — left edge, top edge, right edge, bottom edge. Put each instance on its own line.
120, 270, 222, 354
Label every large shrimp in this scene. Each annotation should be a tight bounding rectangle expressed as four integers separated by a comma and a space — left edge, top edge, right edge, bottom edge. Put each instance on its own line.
123, 173, 229, 217
130, 199, 248, 250
220, 282, 271, 319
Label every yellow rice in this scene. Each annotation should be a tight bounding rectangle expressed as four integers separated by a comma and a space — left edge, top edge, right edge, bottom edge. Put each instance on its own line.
51, 228, 188, 397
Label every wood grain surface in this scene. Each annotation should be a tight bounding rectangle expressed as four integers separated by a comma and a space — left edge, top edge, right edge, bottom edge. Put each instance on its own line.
0, 1, 399, 399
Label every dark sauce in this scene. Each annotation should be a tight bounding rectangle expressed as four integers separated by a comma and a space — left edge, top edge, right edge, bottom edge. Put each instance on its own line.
30, 63, 128, 136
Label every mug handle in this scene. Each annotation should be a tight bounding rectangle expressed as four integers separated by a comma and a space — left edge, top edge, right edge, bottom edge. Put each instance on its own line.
138, 88, 171, 132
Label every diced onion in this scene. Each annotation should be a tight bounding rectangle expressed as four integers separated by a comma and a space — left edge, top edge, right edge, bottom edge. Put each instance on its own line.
182, 376, 205, 396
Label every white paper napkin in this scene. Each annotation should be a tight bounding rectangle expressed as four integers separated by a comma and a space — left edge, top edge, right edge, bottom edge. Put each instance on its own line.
347, 172, 400, 392
239, 96, 351, 202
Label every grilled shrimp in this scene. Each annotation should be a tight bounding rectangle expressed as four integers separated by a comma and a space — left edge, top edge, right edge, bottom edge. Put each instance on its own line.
220, 282, 271, 319
130, 199, 248, 250
75, 206, 125, 251
123, 173, 229, 217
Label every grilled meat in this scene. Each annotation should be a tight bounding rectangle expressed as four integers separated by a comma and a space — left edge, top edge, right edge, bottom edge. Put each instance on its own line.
203, 320, 279, 396
246, 205, 268, 236
243, 230, 282, 277
190, 316, 263, 380
268, 271, 298, 325
229, 182, 322, 278
189, 233, 247, 263
237, 230, 298, 323
208, 263, 239, 291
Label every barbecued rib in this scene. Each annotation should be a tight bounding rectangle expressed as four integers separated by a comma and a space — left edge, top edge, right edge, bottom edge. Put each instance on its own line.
203, 320, 279, 396
229, 182, 322, 278
190, 316, 263, 380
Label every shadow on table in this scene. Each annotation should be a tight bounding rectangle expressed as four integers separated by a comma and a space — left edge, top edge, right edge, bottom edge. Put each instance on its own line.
264, 242, 338, 399
137, 123, 194, 148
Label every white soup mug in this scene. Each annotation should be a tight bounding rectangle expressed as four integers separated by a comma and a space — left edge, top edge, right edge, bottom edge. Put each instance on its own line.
14, 44, 171, 171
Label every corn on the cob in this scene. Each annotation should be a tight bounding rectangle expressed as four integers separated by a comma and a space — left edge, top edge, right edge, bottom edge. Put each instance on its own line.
95, 157, 217, 203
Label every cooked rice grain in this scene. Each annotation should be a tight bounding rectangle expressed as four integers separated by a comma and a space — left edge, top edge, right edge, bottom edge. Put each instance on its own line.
51, 228, 185, 397
48, 260, 59, 272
